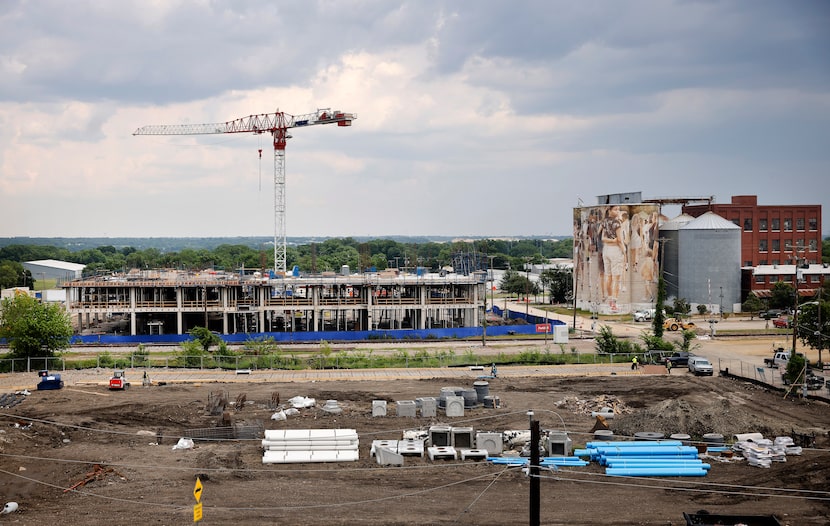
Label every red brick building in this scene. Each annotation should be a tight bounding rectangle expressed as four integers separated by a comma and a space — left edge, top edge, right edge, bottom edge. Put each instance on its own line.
683, 195, 822, 268
683, 195, 824, 300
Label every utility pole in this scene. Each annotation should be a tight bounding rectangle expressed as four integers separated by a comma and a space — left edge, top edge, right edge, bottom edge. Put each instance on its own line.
528, 411, 540, 526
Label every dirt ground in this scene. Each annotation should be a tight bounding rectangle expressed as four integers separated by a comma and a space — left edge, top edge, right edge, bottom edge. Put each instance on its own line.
1, 369, 829, 525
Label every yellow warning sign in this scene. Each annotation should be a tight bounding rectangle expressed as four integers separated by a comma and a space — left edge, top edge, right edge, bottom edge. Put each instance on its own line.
193, 502, 203, 522
193, 477, 203, 502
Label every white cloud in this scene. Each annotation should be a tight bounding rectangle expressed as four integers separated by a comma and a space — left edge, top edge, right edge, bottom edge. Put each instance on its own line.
0, 0, 827, 238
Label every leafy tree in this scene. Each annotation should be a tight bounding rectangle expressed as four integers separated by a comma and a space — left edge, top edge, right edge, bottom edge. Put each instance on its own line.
177, 340, 209, 368
696, 304, 708, 316
594, 325, 643, 354
652, 276, 667, 338
742, 294, 765, 320
769, 281, 796, 310
0, 261, 25, 289
539, 267, 572, 304
784, 352, 807, 385
0, 294, 73, 358
189, 326, 221, 353
500, 269, 537, 299
675, 329, 700, 354
640, 331, 674, 352
795, 300, 830, 366
673, 298, 691, 318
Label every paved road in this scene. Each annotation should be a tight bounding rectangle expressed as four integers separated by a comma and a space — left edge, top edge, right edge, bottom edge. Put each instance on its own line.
1, 362, 641, 391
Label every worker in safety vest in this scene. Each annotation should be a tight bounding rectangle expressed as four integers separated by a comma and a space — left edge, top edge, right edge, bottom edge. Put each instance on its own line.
666, 360, 672, 374
631, 356, 638, 370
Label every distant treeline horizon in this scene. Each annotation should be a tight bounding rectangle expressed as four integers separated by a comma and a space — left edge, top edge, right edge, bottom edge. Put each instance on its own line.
0, 237, 574, 288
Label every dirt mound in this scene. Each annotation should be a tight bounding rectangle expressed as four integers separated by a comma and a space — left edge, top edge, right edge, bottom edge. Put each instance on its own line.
612, 397, 790, 439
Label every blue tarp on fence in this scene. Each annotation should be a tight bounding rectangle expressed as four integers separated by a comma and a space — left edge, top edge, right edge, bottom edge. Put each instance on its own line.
66, 323, 546, 346
1, 306, 567, 347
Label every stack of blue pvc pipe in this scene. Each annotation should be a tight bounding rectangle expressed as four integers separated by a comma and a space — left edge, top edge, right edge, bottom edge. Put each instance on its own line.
574, 440, 709, 477
487, 456, 588, 467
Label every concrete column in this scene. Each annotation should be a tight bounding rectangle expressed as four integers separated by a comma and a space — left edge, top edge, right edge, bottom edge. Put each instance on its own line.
258, 285, 265, 333
176, 287, 183, 335
222, 287, 229, 334
130, 288, 137, 336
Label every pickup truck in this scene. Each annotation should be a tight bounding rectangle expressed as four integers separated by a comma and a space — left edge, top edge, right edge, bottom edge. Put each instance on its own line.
764, 350, 791, 368
633, 309, 655, 322
666, 352, 693, 367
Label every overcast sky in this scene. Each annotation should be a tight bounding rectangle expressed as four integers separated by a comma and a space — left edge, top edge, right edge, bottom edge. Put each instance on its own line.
1, 0, 828, 239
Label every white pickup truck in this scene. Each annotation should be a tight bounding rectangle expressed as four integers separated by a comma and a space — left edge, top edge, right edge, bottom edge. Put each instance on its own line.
764, 349, 798, 368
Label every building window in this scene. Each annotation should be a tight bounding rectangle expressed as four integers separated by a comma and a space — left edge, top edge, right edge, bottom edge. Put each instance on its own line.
784, 239, 793, 252
772, 239, 780, 252
759, 239, 768, 252
784, 218, 792, 231
771, 218, 780, 231
759, 259, 768, 265
809, 239, 818, 252
796, 239, 805, 250
743, 218, 752, 231
796, 218, 804, 231
783, 275, 792, 283
759, 218, 768, 231
744, 260, 753, 266
810, 275, 820, 283
770, 275, 779, 283
809, 218, 817, 231
731, 217, 740, 227
755, 275, 765, 284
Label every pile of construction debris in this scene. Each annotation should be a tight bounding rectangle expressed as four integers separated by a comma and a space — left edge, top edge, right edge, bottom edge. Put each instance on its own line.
553, 395, 633, 417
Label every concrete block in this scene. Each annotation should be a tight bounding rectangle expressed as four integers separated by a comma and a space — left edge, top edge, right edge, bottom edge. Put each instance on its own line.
427, 446, 457, 461
370, 440, 399, 457
396, 400, 417, 418
417, 397, 437, 417
545, 431, 572, 456
451, 427, 475, 449
445, 395, 465, 417
429, 425, 452, 447
460, 449, 489, 461
372, 400, 387, 417
476, 432, 503, 455
375, 446, 404, 466
398, 438, 425, 457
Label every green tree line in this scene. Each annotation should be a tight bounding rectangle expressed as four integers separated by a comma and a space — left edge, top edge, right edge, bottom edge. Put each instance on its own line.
0, 238, 575, 288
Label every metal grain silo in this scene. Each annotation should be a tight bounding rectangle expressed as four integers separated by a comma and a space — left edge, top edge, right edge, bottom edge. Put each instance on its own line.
659, 214, 694, 299
677, 212, 741, 314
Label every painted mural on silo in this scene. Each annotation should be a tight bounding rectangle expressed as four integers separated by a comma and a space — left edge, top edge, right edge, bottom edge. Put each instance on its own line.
573, 203, 661, 315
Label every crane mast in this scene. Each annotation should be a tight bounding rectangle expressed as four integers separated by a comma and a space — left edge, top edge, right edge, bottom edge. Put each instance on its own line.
134, 109, 356, 273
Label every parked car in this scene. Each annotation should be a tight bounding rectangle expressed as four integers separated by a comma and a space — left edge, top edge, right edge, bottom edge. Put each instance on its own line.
760, 309, 784, 320
772, 317, 791, 329
666, 352, 693, 367
688, 356, 714, 376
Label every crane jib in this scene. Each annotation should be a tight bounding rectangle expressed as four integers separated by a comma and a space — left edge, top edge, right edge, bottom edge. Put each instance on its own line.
133, 110, 355, 136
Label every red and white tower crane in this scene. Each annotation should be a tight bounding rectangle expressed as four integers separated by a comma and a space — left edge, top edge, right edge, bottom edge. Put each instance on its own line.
134, 109, 356, 273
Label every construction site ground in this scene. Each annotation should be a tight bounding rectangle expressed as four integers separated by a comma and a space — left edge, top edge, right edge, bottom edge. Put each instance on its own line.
1, 334, 830, 525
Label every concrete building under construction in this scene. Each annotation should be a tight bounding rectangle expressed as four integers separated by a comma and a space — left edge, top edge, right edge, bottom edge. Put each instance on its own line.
63, 268, 488, 337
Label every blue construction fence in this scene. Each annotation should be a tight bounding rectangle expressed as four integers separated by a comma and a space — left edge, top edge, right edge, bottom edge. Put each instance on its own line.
2, 308, 566, 347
